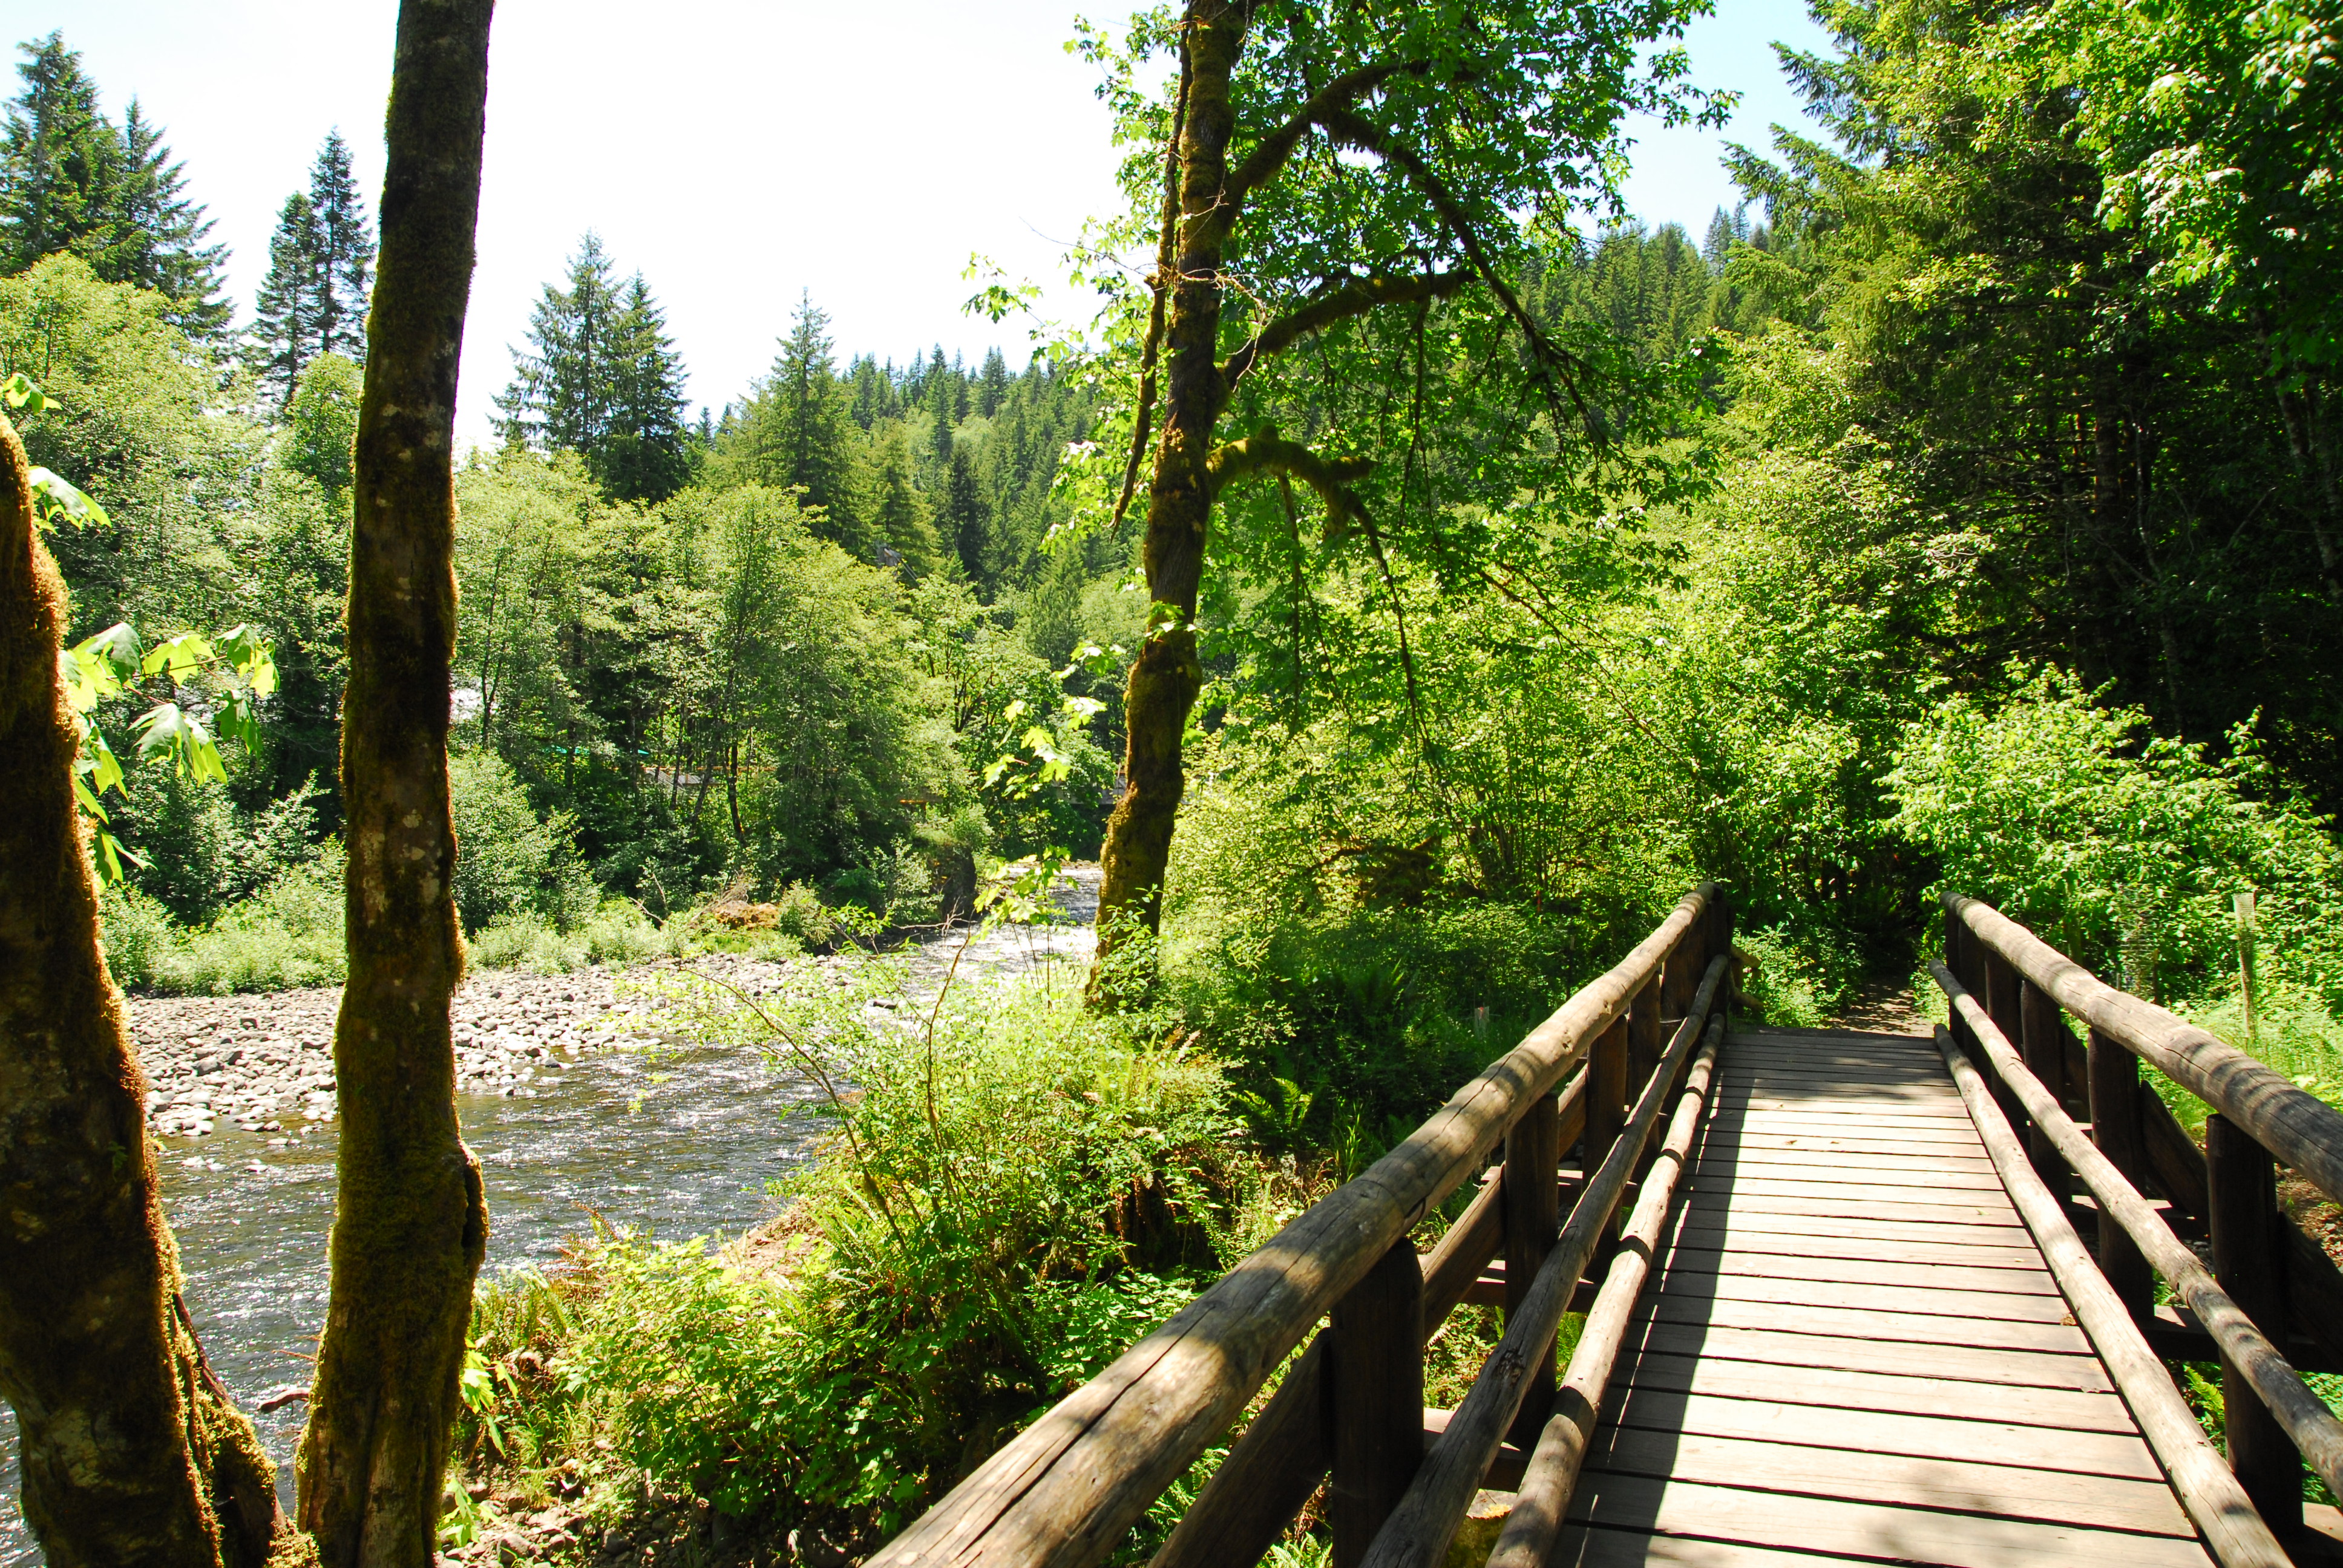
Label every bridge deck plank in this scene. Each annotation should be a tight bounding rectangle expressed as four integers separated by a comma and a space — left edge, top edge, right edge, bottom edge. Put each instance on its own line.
1562, 1027, 2216, 1566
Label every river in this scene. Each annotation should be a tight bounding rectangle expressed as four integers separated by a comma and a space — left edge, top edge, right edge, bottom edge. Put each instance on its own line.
0, 877, 1098, 1564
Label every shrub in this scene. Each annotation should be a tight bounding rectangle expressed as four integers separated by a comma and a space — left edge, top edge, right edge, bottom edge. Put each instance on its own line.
457, 961, 1239, 1548
450, 749, 597, 933
113, 844, 350, 996
1887, 667, 2343, 1006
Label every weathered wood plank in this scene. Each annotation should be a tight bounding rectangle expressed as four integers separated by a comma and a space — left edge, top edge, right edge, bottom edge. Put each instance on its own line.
1927, 1022, 2288, 1566
1691, 1155, 2005, 1190
1636, 1295, 2094, 1356
1668, 1220, 2046, 1269
1648, 1261, 2075, 1321
1705, 1111, 1985, 1142
1602, 1387, 2162, 1480
1697, 1135, 1994, 1168
1585, 1426, 2194, 1535
1616, 1350, 2139, 1431
1679, 1187, 2019, 1227
1689, 1174, 2018, 1211
1673, 1205, 2034, 1249
1657, 1243, 2060, 1294
1563, 1476, 2214, 1568
1553, 1526, 1909, 1567
1616, 1318, 2115, 1392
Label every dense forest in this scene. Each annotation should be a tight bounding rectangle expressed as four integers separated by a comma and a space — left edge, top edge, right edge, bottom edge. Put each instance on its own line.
3, 0, 2342, 1564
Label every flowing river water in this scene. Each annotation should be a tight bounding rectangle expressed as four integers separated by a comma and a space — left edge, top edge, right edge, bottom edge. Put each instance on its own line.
0, 877, 1099, 1564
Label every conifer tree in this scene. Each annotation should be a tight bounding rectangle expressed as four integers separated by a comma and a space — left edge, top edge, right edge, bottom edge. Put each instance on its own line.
249, 191, 327, 409
0, 38, 230, 337
978, 346, 1008, 417
496, 231, 620, 451
94, 100, 229, 336
249, 134, 379, 408
0, 33, 114, 275
942, 443, 992, 590
600, 272, 690, 502
871, 423, 942, 578
928, 362, 955, 467
307, 129, 374, 361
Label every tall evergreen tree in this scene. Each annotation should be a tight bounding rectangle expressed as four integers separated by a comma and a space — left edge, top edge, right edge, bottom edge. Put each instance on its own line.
307, 129, 373, 361
496, 237, 690, 503
93, 100, 229, 336
870, 423, 942, 579
496, 231, 621, 452
600, 273, 690, 503
942, 443, 992, 590
977, 347, 1008, 417
247, 133, 378, 407
928, 361, 956, 466
0, 33, 114, 275
0, 38, 230, 338
248, 191, 326, 408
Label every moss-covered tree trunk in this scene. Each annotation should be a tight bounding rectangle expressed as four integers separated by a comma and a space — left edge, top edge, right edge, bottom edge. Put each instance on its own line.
1094, 1, 1242, 960
293, 3, 493, 1564
0, 422, 296, 1563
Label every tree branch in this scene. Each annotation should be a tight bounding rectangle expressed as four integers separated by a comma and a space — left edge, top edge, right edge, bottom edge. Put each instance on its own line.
1220, 267, 1473, 390
1221, 57, 1420, 217
1314, 105, 1599, 440
1206, 428, 1374, 541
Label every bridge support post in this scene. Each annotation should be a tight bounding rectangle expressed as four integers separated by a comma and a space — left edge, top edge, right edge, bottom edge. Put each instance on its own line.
2206, 1113, 2301, 1531
1328, 1236, 1424, 1568
2085, 1027, 2152, 1320
1979, 947, 2030, 1143
1587, 1016, 1629, 1266
1504, 1089, 1562, 1445
2019, 981, 2073, 1195
1628, 976, 1665, 1117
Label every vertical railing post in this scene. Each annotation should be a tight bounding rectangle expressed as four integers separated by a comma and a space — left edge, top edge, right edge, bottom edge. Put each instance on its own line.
1502, 1091, 1561, 1446
2085, 1026, 2151, 1321
1708, 890, 1734, 1024
1979, 944, 2030, 1138
1628, 972, 1665, 1102
1660, 932, 1694, 1031
1945, 918, 1978, 1057
1587, 1013, 1630, 1273
2206, 1114, 2300, 1530
2017, 981, 2071, 1194
1328, 1237, 1425, 1568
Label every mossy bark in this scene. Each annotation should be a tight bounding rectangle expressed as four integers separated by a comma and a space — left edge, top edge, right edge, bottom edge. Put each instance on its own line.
0, 417, 297, 1564
1094, 1, 1243, 964
292, 4, 493, 1566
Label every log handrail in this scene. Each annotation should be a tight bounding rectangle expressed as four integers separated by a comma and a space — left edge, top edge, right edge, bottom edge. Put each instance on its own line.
1359, 968, 1728, 1568
1929, 1019, 2289, 1567
1484, 1017, 1723, 1568
1932, 961, 2343, 1502
1944, 892, 2343, 1206
870, 883, 1724, 1568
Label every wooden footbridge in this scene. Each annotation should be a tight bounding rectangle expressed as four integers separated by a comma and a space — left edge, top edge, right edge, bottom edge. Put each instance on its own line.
874, 887, 2343, 1568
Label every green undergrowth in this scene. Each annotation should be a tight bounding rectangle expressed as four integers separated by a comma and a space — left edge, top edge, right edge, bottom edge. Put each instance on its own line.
2177, 1361, 2343, 1508
451, 958, 1252, 1557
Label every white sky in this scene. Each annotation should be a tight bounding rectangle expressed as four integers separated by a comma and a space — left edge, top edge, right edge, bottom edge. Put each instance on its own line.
10, 1, 1830, 448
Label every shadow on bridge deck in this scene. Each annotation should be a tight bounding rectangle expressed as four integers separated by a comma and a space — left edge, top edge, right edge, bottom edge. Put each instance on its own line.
1556, 1027, 2218, 1567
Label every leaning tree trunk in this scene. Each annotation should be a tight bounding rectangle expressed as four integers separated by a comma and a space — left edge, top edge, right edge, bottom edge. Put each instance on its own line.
1093, 1, 1242, 969
0, 422, 295, 1564
293, 4, 493, 1565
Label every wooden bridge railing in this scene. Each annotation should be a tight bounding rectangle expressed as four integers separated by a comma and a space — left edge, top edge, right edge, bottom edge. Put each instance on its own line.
1939, 893, 2343, 1559
868, 883, 1734, 1568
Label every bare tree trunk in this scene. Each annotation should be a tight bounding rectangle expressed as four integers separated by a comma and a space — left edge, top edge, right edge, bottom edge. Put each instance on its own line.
1093, 1, 1242, 965
0, 418, 296, 1565
294, 4, 493, 1565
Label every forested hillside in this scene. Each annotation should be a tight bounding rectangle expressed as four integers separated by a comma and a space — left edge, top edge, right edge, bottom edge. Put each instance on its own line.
4, 0, 2342, 1561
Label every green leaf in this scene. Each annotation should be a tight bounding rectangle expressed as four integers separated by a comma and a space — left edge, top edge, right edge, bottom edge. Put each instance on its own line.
27, 467, 105, 530
142, 632, 215, 681
1, 371, 50, 412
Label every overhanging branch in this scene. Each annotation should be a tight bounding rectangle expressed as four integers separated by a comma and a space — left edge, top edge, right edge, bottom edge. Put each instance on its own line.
1314, 105, 1599, 440
1207, 428, 1374, 541
1220, 267, 1473, 390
